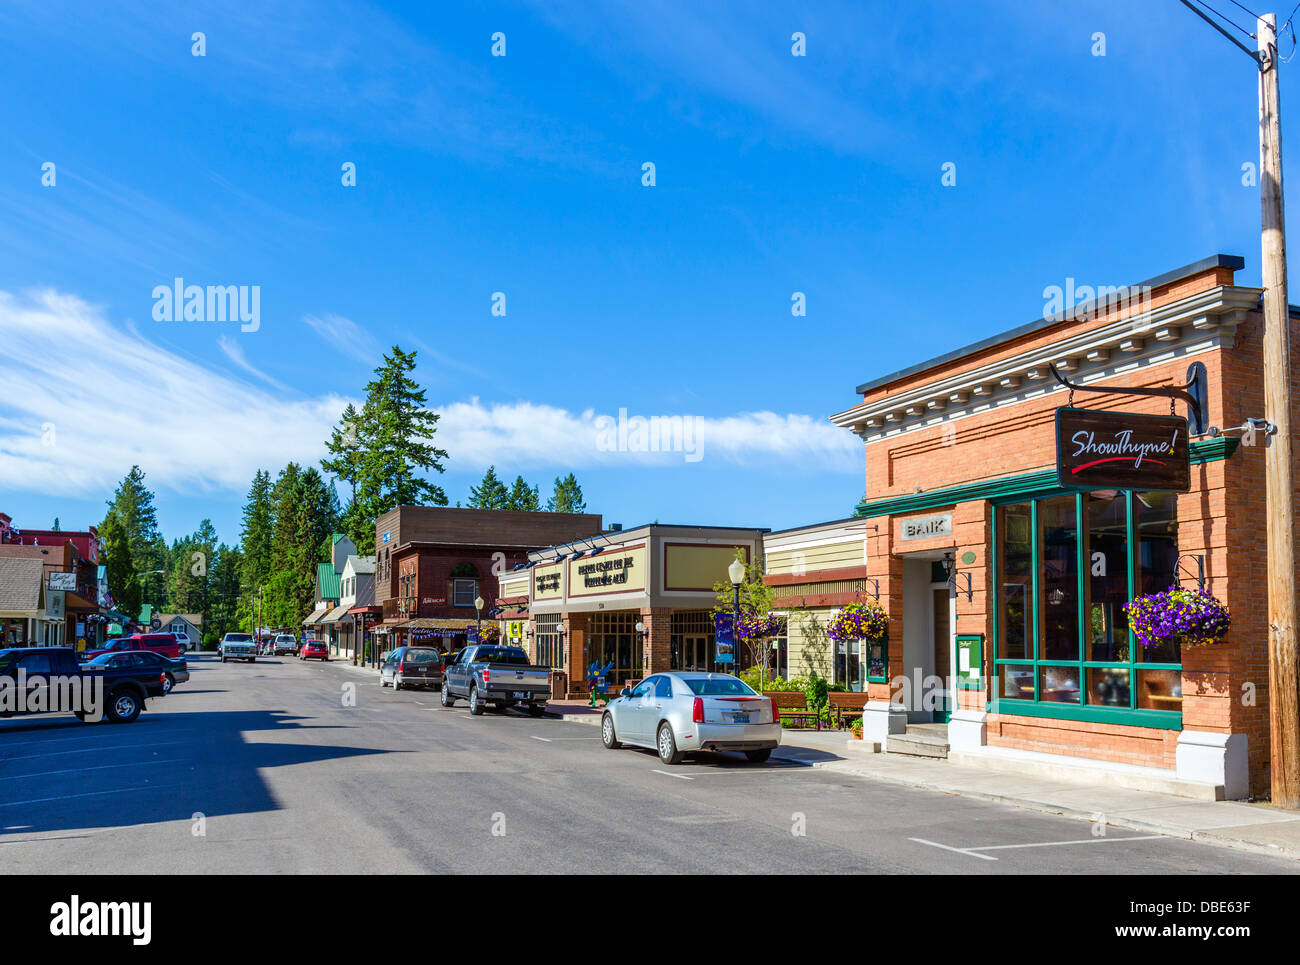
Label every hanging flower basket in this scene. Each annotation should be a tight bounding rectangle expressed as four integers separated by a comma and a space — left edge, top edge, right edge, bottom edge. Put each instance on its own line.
735, 613, 785, 641
827, 600, 889, 642
1123, 587, 1231, 649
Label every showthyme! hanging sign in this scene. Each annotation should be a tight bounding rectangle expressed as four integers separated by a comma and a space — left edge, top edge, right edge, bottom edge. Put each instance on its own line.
1055, 407, 1190, 492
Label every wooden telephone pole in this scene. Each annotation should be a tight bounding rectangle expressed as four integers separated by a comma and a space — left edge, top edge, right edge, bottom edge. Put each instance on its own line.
1257, 13, 1300, 810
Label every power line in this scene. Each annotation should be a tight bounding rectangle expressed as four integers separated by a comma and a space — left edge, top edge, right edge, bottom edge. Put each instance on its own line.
1178, 0, 1264, 62
1187, 0, 1257, 40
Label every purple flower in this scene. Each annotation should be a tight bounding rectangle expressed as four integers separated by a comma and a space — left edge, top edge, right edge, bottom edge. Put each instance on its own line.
1124, 586, 1230, 648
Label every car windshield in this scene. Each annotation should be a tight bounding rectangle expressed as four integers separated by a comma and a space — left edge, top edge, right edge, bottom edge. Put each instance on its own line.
225, 634, 252, 642
683, 676, 757, 697
405, 649, 438, 663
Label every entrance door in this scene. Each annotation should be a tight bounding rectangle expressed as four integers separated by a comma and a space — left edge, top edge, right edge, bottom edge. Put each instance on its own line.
931, 585, 955, 723
683, 635, 711, 672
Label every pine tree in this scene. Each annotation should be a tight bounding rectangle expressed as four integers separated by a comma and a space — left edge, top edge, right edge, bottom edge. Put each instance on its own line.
350, 346, 448, 553
208, 542, 242, 646
468, 466, 510, 510
99, 466, 164, 616
321, 402, 369, 549
506, 475, 540, 511
51, 517, 60, 531
546, 473, 587, 514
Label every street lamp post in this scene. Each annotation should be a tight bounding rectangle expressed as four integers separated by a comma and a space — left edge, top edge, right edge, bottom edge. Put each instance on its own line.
727, 558, 745, 677
474, 595, 484, 642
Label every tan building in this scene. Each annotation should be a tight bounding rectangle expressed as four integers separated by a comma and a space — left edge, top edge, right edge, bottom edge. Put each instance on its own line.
519, 524, 766, 695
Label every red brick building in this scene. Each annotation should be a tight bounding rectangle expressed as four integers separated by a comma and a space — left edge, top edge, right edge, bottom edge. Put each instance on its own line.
373, 506, 604, 650
829, 254, 1298, 799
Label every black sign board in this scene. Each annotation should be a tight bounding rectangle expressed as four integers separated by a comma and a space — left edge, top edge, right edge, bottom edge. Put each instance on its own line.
1055, 407, 1190, 492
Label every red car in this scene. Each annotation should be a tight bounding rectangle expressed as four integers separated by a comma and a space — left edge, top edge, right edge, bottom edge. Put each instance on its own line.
83, 633, 182, 661
300, 641, 329, 662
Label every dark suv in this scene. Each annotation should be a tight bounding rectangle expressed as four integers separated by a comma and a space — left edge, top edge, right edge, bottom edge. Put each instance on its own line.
379, 646, 445, 691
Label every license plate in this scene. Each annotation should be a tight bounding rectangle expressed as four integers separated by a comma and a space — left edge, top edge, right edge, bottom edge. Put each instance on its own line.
726, 712, 752, 724
512, 691, 527, 699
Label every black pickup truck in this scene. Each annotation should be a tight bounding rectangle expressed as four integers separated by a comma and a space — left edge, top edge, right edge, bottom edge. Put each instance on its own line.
0, 647, 168, 724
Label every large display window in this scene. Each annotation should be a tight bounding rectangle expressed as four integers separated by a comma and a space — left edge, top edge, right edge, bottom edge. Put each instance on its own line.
993, 489, 1182, 725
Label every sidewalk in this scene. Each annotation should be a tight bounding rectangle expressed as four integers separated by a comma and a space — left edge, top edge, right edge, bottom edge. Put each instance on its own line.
554, 706, 1300, 860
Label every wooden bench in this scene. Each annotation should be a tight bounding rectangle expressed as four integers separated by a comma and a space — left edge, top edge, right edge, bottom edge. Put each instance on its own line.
764, 690, 820, 730
828, 691, 869, 729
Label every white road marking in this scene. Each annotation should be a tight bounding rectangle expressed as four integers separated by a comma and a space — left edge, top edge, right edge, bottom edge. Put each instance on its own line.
969, 835, 1168, 852
9, 758, 186, 780
652, 769, 694, 781
0, 784, 188, 807
910, 833, 1170, 861
909, 838, 998, 860
1, 741, 185, 762
530, 736, 552, 743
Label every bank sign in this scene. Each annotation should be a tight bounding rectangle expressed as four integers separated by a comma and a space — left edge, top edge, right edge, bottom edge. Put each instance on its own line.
1055, 407, 1190, 492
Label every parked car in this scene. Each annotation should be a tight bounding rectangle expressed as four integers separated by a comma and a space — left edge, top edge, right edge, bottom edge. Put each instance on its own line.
85, 650, 190, 694
272, 634, 299, 656
0, 647, 168, 724
218, 632, 257, 663
300, 640, 329, 662
601, 672, 781, 765
83, 632, 182, 662
169, 632, 192, 653
441, 645, 551, 716
380, 646, 444, 691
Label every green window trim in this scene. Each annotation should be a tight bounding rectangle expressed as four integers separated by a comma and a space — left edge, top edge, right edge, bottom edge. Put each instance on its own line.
989, 699, 1182, 730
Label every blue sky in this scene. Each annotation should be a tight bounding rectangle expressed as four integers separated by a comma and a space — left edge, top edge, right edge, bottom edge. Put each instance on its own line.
0, 0, 1293, 547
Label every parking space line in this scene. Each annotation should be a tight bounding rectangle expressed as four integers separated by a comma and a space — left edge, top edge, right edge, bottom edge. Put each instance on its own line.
1, 741, 185, 762
908, 838, 999, 861
652, 769, 694, 781
9, 758, 185, 780
0, 783, 189, 808
969, 835, 1168, 852
530, 736, 552, 742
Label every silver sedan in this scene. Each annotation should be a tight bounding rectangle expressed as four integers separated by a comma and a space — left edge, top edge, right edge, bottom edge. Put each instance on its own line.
601, 672, 781, 765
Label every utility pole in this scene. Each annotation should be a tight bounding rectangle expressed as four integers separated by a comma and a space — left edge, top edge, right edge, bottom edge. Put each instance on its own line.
1257, 13, 1300, 810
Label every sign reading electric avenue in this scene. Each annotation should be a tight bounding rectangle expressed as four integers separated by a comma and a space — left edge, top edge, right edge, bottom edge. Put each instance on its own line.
1055, 407, 1190, 492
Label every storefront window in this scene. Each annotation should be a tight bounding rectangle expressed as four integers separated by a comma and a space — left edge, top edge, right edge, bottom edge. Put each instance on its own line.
1039, 495, 1079, 661
835, 639, 863, 692
866, 635, 888, 683
535, 613, 562, 668
997, 504, 1032, 661
994, 490, 1182, 719
587, 612, 643, 686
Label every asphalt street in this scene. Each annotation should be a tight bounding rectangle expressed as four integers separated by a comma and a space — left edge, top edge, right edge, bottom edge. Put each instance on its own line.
1, 653, 1294, 874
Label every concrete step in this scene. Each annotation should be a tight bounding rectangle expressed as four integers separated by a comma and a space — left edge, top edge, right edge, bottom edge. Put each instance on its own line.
886, 732, 950, 759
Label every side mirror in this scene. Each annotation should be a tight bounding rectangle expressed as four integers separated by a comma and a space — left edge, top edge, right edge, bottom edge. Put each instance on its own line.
620, 687, 632, 699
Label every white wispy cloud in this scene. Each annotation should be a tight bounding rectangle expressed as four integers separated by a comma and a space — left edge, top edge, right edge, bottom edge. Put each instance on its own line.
217, 335, 287, 390
302, 312, 379, 364
0, 289, 346, 496
0, 289, 858, 501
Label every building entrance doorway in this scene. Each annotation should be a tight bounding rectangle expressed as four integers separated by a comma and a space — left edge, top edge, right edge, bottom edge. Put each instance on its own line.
682, 634, 712, 672
930, 582, 954, 723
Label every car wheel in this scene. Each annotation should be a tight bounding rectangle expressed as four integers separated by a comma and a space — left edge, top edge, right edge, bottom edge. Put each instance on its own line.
162, 674, 174, 695
744, 749, 772, 764
440, 681, 454, 707
106, 690, 141, 724
601, 713, 622, 749
657, 722, 683, 765
220, 654, 227, 663
468, 686, 484, 716
380, 675, 389, 687
393, 677, 402, 692
248, 657, 255, 663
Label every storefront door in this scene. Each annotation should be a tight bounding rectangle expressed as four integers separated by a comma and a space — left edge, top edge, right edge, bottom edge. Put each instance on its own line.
683, 635, 711, 672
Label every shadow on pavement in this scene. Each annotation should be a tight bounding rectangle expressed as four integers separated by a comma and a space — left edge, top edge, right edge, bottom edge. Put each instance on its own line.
0, 708, 398, 836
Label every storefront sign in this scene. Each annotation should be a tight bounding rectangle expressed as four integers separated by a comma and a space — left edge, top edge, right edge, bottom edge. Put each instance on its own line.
45, 589, 65, 621
568, 544, 647, 597
421, 597, 446, 606
1056, 407, 1189, 492
47, 572, 76, 592
900, 513, 952, 542
576, 555, 635, 589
